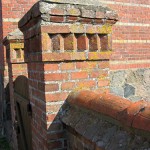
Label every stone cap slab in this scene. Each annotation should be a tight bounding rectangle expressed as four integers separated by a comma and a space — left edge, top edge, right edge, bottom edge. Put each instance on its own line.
19, 1, 118, 30
3, 28, 23, 46
3, 29, 24, 63
41, 0, 106, 6
65, 90, 150, 133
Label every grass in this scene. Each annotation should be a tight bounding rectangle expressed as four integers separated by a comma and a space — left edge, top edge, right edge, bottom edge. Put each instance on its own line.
0, 137, 10, 150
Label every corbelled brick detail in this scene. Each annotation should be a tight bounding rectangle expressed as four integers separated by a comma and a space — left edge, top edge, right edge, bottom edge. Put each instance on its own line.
18, 1, 117, 149
1, 0, 150, 150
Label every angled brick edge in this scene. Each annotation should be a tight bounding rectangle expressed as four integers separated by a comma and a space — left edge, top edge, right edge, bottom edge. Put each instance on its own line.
3, 28, 23, 45
66, 90, 150, 133
3, 29, 24, 63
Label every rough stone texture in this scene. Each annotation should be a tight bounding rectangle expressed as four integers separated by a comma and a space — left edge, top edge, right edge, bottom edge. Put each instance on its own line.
110, 69, 150, 102
18, 1, 118, 29
42, 0, 108, 7
124, 84, 135, 98
5, 29, 23, 40
62, 103, 150, 150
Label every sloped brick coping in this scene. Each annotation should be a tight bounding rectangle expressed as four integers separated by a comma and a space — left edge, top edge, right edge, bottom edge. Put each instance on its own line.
3, 29, 24, 63
64, 90, 150, 133
3, 28, 23, 43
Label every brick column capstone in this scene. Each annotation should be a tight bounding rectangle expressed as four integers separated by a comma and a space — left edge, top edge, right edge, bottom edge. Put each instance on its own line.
18, 0, 118, 149
3, 29, 25, 150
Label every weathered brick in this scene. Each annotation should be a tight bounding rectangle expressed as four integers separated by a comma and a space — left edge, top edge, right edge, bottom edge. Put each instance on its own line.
100, 35, 108, 51
98, 61, 110, 69
89, 70, 108, 78
46, 104, 62, 114
80, 18, 93, 24
67, 8, 80, 16
88, 34, 98, 51
70, 24, 86, 33
66, 16, 79, 23
96, 11, 105, 19
86, 25, 96, 34
45, 83, 59, 92
45, 92, 69, 102
51, 34, 63, 51
81, 9, 95, 18
64, 34, 74, 50
61, 82, 75, 90
76, 34, 88, 50
50, 16, 65, 23
46, 114, 56, 122
105, 11, 118, 20
98, 80, 109, 87
44, 64, 59, 71
76, 80, 96, 88
50, 8, 65, 15
88, 52, 112, 60
42, 53, 71, 61
41, 33, 52, 51
60, 63, 75, 70
44, 73, 68, 81
41, 25, 70, 34
94, 19, 104, 24
71, 72, 88, 80
76, 62, 97, 69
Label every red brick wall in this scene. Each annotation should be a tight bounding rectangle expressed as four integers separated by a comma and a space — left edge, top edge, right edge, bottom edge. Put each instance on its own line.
0, 1, 150, 76
0, 2, 149, 83
18, 2, 116, 149
0, 0, 38, 146
102, 0, 150, 69
25, 36, 111, 150
1, 0, 150, 149
1, 0, 38, 37
0, 0, 39, 75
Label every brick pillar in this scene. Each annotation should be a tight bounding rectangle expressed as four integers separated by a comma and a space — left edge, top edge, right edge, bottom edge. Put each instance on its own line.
0, 0, 39, 135
3, 29, 25, 150
19, 1, 118, 149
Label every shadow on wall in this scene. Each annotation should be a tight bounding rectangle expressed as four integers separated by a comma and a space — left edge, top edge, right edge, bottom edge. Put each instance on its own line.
13, 75, 67, 150
0, 0, 4, 136
3, 83, 12, 141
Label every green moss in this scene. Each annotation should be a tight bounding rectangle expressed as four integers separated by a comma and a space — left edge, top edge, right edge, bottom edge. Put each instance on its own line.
97, 24, 112, 34
0, 137, 10, 150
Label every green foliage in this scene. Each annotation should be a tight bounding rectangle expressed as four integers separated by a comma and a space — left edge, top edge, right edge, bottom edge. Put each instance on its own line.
0, 137, 10, 150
